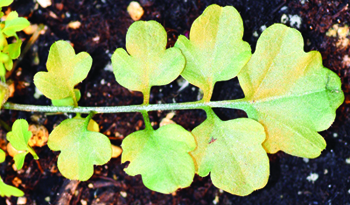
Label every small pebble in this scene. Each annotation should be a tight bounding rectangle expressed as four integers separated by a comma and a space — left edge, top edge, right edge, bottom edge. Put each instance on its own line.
306, 173, 319, 183
111, 145, 122, 158
120, 191, 127, 198
68, 21, 81, 29
345, 157, 350, 164
34, 87, 43, 99
37, 0, 52, 8
45, 196, 50, 202
81, 199, 88, 205
17, 197, 27, 205
289, 14, 302, 29
127, 1, 144, 21
260, 25, 267, 31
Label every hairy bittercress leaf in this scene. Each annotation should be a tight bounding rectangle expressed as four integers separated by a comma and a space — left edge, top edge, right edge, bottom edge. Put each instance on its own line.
112, 20, 185, 102
6, 119, 38, 170
236, 24, 344, 158
122, 124, 196, 193
48, 115, 112, 181
190, 109, 269, 195
175, 4, 251, 101
33, 40, 92, 106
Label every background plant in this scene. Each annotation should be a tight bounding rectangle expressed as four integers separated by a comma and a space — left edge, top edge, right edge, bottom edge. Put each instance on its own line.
0, 0, 30, 197
0, 3, 344, 197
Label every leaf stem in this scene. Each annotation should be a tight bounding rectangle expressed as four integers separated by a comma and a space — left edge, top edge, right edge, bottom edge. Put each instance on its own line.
141, 111, 152, 130
142, 89, 150, 105
27, 147, 39, 160
2, 99, 251, 114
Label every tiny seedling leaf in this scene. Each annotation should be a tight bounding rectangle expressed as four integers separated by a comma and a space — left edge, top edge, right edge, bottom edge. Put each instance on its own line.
13, 152, 27, 170
112, 21, 185, 95
0, 82, 9, 106
6, 11, 18, 21
51, 89, 81, 107
0, 0, 13, 8
7, 119, 38, 169
122, 124, 196, 193
48, 117, 112, 181
7, 119, 32, 151
175, 4, 251, 101
3, 17, 30, 37
34, 41, 92, 102
0, 149, 5, 163
3, 37, 22, 59
0, 178, 24, 197
191, 111, 268, 196
236, 24, 344, 158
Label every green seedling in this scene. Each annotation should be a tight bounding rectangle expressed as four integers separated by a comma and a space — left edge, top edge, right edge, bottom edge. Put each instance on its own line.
6, 119, 38, 170
0, 0, 29, 79
1, 4, 344, 197
0, 0, 31, 197
0, 149, 24, 197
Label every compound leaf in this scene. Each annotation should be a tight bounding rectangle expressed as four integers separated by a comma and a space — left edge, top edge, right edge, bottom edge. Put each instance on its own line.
236, 24, 344, 158
175, 4, 251, 101
0, 178, 24, 197
112, 21, 185, 95
34, 41, 92, 101
191, 111, 268, 196
48, 117, 112, 181
122, 124, 196, 193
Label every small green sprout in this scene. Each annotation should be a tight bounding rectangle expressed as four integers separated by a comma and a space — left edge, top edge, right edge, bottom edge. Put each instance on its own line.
6, 119, 38, 170
0, 149, 24, 197
0, 0, 29, 79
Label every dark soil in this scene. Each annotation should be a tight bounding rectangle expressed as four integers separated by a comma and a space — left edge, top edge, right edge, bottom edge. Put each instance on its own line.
1, 0, 350, 204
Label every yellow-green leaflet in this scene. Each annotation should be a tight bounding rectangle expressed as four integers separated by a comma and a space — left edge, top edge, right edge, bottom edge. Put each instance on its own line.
0, 178, 24, 197
236, 24, 344, 158
121, 124, 196, 193
33, 41, 92, 103
48, 117, 112, 181
175, 4, 251, 101
191, 110, 268, 195
2, 11, 29, 37
0, 0, 13, 8
0, 146, 23, 197
112, 21, 185, 97
0, 149, 5, 163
